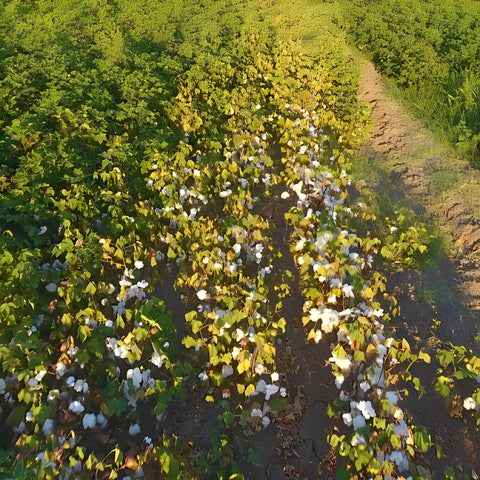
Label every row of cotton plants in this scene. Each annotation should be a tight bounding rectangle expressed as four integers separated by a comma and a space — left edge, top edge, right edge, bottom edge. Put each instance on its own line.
280, 105, 433, 478
0, 33, 381, 478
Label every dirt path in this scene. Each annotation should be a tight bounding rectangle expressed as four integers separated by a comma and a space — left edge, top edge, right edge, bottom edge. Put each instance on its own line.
357, 62, 480, 476
358, 61, 480, 323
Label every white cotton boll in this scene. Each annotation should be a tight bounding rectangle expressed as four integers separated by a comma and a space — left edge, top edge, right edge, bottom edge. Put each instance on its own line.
198, 371, 208, 382
335, 375, 345, 389
197, 289, 207, 300
97, 414, 107, 428
262, 416, 270, 427
342, 412, 353, 427
271, 372, 279, 382
255, 380, 267, 395
219, 189, 232, 198
27, 378, 38, 388
127, 368, 142, 389
42, 418, 54, 436
83, 414, 97, 430
353, 415, 366, 431
38, 226, 48, 235
333, 356, 352, 372
66, 376, 75, 388
342, 284, 355, 298
281, 191, 290, 199
358, 401, 376, 419
47, 389, 59, 401
280, 387, 287, 397
46, 283, 57, 292
74, 380, 84, 393
68, 401, 85, 414
251, 408, 263, 418
359, 381, 370, 392
137, 280, 148, 289
265, 384, 279, 401
232, 243, 241, 255
464, 397, 477, 410
151, 351, 163, 367
222, 365, 234, 378
254, 362, 265, 374
0, 378, 5, 394
327, 294, 337, 304
129, 424, 141, 436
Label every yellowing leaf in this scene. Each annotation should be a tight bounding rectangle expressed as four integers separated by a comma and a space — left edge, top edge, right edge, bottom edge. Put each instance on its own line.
362, 287, 374, 299
237, 358, 250, 375
418, 351, 430, 363
205, 395, 214, 403
244, 384, 255, 397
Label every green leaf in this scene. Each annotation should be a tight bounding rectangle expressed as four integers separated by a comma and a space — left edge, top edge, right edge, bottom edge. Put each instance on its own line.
183, 336, 197, 349
269, 397, 287, 412
413, 426, 432, 453
336, 467, 352, 480
247, 448, 262, 466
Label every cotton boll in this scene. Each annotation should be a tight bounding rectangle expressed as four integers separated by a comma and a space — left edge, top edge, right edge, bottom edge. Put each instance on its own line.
197, 289, 207, 300
464, 397, 477, 410
342, 412, 353, 427
74, 379, 84, 392
97, 414, 107, 428
47, 390, 59, 402
352, 415, 366, 431
255, 379, 267, 395
222, 365, 234, 378
127, 368, 142, 389
251, 408, 263, 418
265, 384, 279, 401
27, 378, 39, 388
68, 401, 85, 415
129, 424, 141, 436
83, 414, 96, 430
42, 418, 54, 436
149, 352, 163, 369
